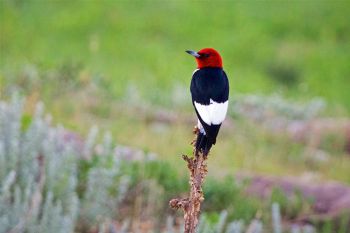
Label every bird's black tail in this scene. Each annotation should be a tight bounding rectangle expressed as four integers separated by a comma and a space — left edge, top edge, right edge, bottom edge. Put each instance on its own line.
195, 132, 214, 156
195, 124, 221, 156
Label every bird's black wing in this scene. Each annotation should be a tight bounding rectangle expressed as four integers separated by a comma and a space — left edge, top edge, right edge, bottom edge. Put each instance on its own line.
190, 69, 210, 106
190, 69, 210, 130
210, 70, 229, 104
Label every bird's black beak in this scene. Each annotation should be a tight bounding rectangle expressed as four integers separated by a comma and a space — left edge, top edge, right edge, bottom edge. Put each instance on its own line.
186, 50, 201, 58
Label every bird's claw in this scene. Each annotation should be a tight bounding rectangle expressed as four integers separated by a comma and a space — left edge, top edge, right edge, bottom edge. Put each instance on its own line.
193, 126, 199, 135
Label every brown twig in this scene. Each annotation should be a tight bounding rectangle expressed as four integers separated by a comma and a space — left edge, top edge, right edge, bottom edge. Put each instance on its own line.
169, 127, 208, 233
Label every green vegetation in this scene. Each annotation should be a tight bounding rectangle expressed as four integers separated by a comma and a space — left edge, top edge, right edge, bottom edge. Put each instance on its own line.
1, 1, 350, 232
2, 97, 322, 232
1, 0, 350, 108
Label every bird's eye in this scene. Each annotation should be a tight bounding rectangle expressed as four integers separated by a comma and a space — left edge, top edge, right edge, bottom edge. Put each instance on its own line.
200, 53, 210, 58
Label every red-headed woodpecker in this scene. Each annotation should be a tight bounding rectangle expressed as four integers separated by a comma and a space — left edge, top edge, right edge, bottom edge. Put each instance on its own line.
186, 48, 229, 156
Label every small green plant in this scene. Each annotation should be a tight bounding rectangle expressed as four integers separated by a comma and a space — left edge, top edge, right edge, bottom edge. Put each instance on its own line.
204, 176, 260, 222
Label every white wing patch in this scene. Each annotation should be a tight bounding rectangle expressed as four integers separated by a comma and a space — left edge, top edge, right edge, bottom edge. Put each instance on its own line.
209, 99, 229, 125
194, 99, 228, 125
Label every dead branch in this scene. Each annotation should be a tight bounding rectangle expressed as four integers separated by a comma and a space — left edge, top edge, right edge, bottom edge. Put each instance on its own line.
169, 127, 208, 233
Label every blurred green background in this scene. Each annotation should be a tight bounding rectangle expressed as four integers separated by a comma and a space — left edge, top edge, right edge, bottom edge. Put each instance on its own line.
2, 0, 350, 180
2, 0, 350, 179
2, 0, 350, 106
1, 0, 350, 231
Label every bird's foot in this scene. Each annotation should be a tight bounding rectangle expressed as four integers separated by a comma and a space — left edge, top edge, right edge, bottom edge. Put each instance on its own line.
192, 125, 199, 135
191, 137, 197, 146
193, 148, 202, 158
202, 150, 209, 159
191, 126, 199, 146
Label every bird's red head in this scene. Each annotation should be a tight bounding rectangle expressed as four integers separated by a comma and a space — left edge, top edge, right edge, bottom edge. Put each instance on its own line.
186, 48, 223, 69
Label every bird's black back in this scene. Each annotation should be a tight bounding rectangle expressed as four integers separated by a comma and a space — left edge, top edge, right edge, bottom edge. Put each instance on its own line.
190, 68, 229, 106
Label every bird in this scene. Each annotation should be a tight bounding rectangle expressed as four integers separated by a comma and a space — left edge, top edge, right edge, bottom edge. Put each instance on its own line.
186, 48, 229, 156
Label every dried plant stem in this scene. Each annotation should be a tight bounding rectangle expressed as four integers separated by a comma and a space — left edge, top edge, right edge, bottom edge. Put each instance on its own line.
169, 127, 208, 233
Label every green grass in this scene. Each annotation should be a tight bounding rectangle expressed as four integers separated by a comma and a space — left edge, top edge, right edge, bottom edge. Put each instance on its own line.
1, 0, 350, 108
